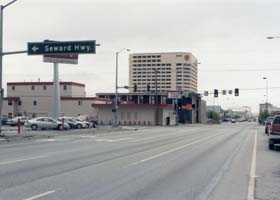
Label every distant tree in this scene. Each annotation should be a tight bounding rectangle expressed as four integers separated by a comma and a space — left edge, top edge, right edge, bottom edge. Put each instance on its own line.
259, 111, 270, 123
207, 111, 220, 121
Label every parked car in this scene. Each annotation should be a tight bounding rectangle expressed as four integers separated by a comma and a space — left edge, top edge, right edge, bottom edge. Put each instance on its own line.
59, 117, 89, 129
25, 117, 70, 131
264, 117, 274, 134
77, 115, 97, 127
231, 119, 236, 123
75, 118, 90, 128
7, 116, 29, 126
268, 115, 280, 150
1, 115, 8, 125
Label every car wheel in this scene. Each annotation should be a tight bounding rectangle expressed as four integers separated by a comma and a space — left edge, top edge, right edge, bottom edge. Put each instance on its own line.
57, 125, 63, 130
269, 139, 274, 150
31, 124, 38, 131
77, 124, 82, 129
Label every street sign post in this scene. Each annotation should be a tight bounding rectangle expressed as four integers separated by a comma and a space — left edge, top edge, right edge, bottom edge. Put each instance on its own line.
27, 40, 96, 55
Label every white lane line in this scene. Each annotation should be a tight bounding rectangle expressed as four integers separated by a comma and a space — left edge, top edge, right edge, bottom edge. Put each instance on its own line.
36, 139, 57, 142
80, 135, 96, 138
247, 131, 257, 200
23, 190, 55, 200
131, 132, 222, 165
0, 155, 48, 166
95, 138, 131, 142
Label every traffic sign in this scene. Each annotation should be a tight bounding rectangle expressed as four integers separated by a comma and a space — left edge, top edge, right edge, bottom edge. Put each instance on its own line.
43, 54, 78, 64
27, 40, 96, 55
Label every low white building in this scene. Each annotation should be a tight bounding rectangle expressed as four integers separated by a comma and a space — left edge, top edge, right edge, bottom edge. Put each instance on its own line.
3, 81, 109, 118
93, 103, 176, 126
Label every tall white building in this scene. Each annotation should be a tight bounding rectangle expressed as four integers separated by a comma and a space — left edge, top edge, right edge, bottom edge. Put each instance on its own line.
129, 52, 198, 93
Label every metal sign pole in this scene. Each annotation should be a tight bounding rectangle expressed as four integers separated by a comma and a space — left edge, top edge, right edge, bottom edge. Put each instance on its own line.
52, 63, 61, 119
0, 6, 3, 136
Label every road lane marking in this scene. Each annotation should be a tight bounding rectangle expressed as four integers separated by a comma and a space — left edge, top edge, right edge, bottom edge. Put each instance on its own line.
95, 138, 131, 142
36, 139, 57, 142
80, 135, 96, 138
247, 131, 257, 200
196, 132, 250, 200
23, 190, 55, 200
0, 156, 48, 166
131, 132, 222, 165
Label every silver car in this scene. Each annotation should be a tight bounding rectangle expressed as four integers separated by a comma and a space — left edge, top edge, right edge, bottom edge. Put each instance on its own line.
7, 116, 29, 126
25, 117, 70, 131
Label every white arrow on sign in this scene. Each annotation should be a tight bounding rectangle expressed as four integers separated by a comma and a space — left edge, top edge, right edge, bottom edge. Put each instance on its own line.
32, 45, 39, 52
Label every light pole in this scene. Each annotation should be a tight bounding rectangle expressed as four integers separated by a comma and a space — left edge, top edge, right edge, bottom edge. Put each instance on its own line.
0, 0, 20, 136
153, 68, 159, 125
114, 48, 130, 127
175, 67, 179, 125
267, 36, 280, 39
263, 77, 268, 115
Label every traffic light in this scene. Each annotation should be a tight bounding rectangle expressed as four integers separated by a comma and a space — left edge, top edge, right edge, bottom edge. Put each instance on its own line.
235, 88, 239, 96
147, 84, 150, 92
133, 84, 137, 92
214, 89, 218, 97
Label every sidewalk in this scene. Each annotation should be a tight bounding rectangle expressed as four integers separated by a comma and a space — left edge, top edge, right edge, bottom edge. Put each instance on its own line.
0, 125, 146, 142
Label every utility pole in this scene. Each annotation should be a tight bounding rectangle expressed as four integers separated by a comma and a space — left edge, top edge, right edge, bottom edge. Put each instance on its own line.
0, 0, 26, 136
175, 68, 179, 125
263, 77, 268, 115
154, 69, 159, 125
114, 48, 129, 127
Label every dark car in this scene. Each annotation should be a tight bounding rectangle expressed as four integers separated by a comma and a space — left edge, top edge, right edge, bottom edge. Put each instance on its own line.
268, 115, 280, 150
265, 117, 274, 134
1, 115, 8, 125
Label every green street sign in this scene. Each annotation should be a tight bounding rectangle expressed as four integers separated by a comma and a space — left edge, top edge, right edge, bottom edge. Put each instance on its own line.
27, 40, 96, 55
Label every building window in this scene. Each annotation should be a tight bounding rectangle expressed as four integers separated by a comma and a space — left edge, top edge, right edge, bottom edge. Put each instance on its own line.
127, 112, 131, 120
43, 85, 47, 90
78, 101, 83, 106
12, 86, 15, 90
134, 112, 138, 120
8, 101, 13, 106
63, 85, 67, 90
33, 101, 37, 106
31, 85, 35, 90
18, 101, 22, 106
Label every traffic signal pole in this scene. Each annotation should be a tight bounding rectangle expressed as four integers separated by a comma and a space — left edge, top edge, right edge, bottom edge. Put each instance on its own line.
114, 52, 119, 127
0, 0, 26, 136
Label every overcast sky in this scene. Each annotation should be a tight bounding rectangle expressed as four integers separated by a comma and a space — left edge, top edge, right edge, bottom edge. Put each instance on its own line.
2, 0, 280, 112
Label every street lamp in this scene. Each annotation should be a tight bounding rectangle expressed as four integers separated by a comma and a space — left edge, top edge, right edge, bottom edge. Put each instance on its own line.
263, 77, 268, 115
0, 0, 18, 136
114, 48, 130, 127
267, 36, 280, 39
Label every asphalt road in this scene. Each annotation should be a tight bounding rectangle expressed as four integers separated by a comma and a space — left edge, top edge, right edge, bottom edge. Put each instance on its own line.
0, 123, 279, 200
